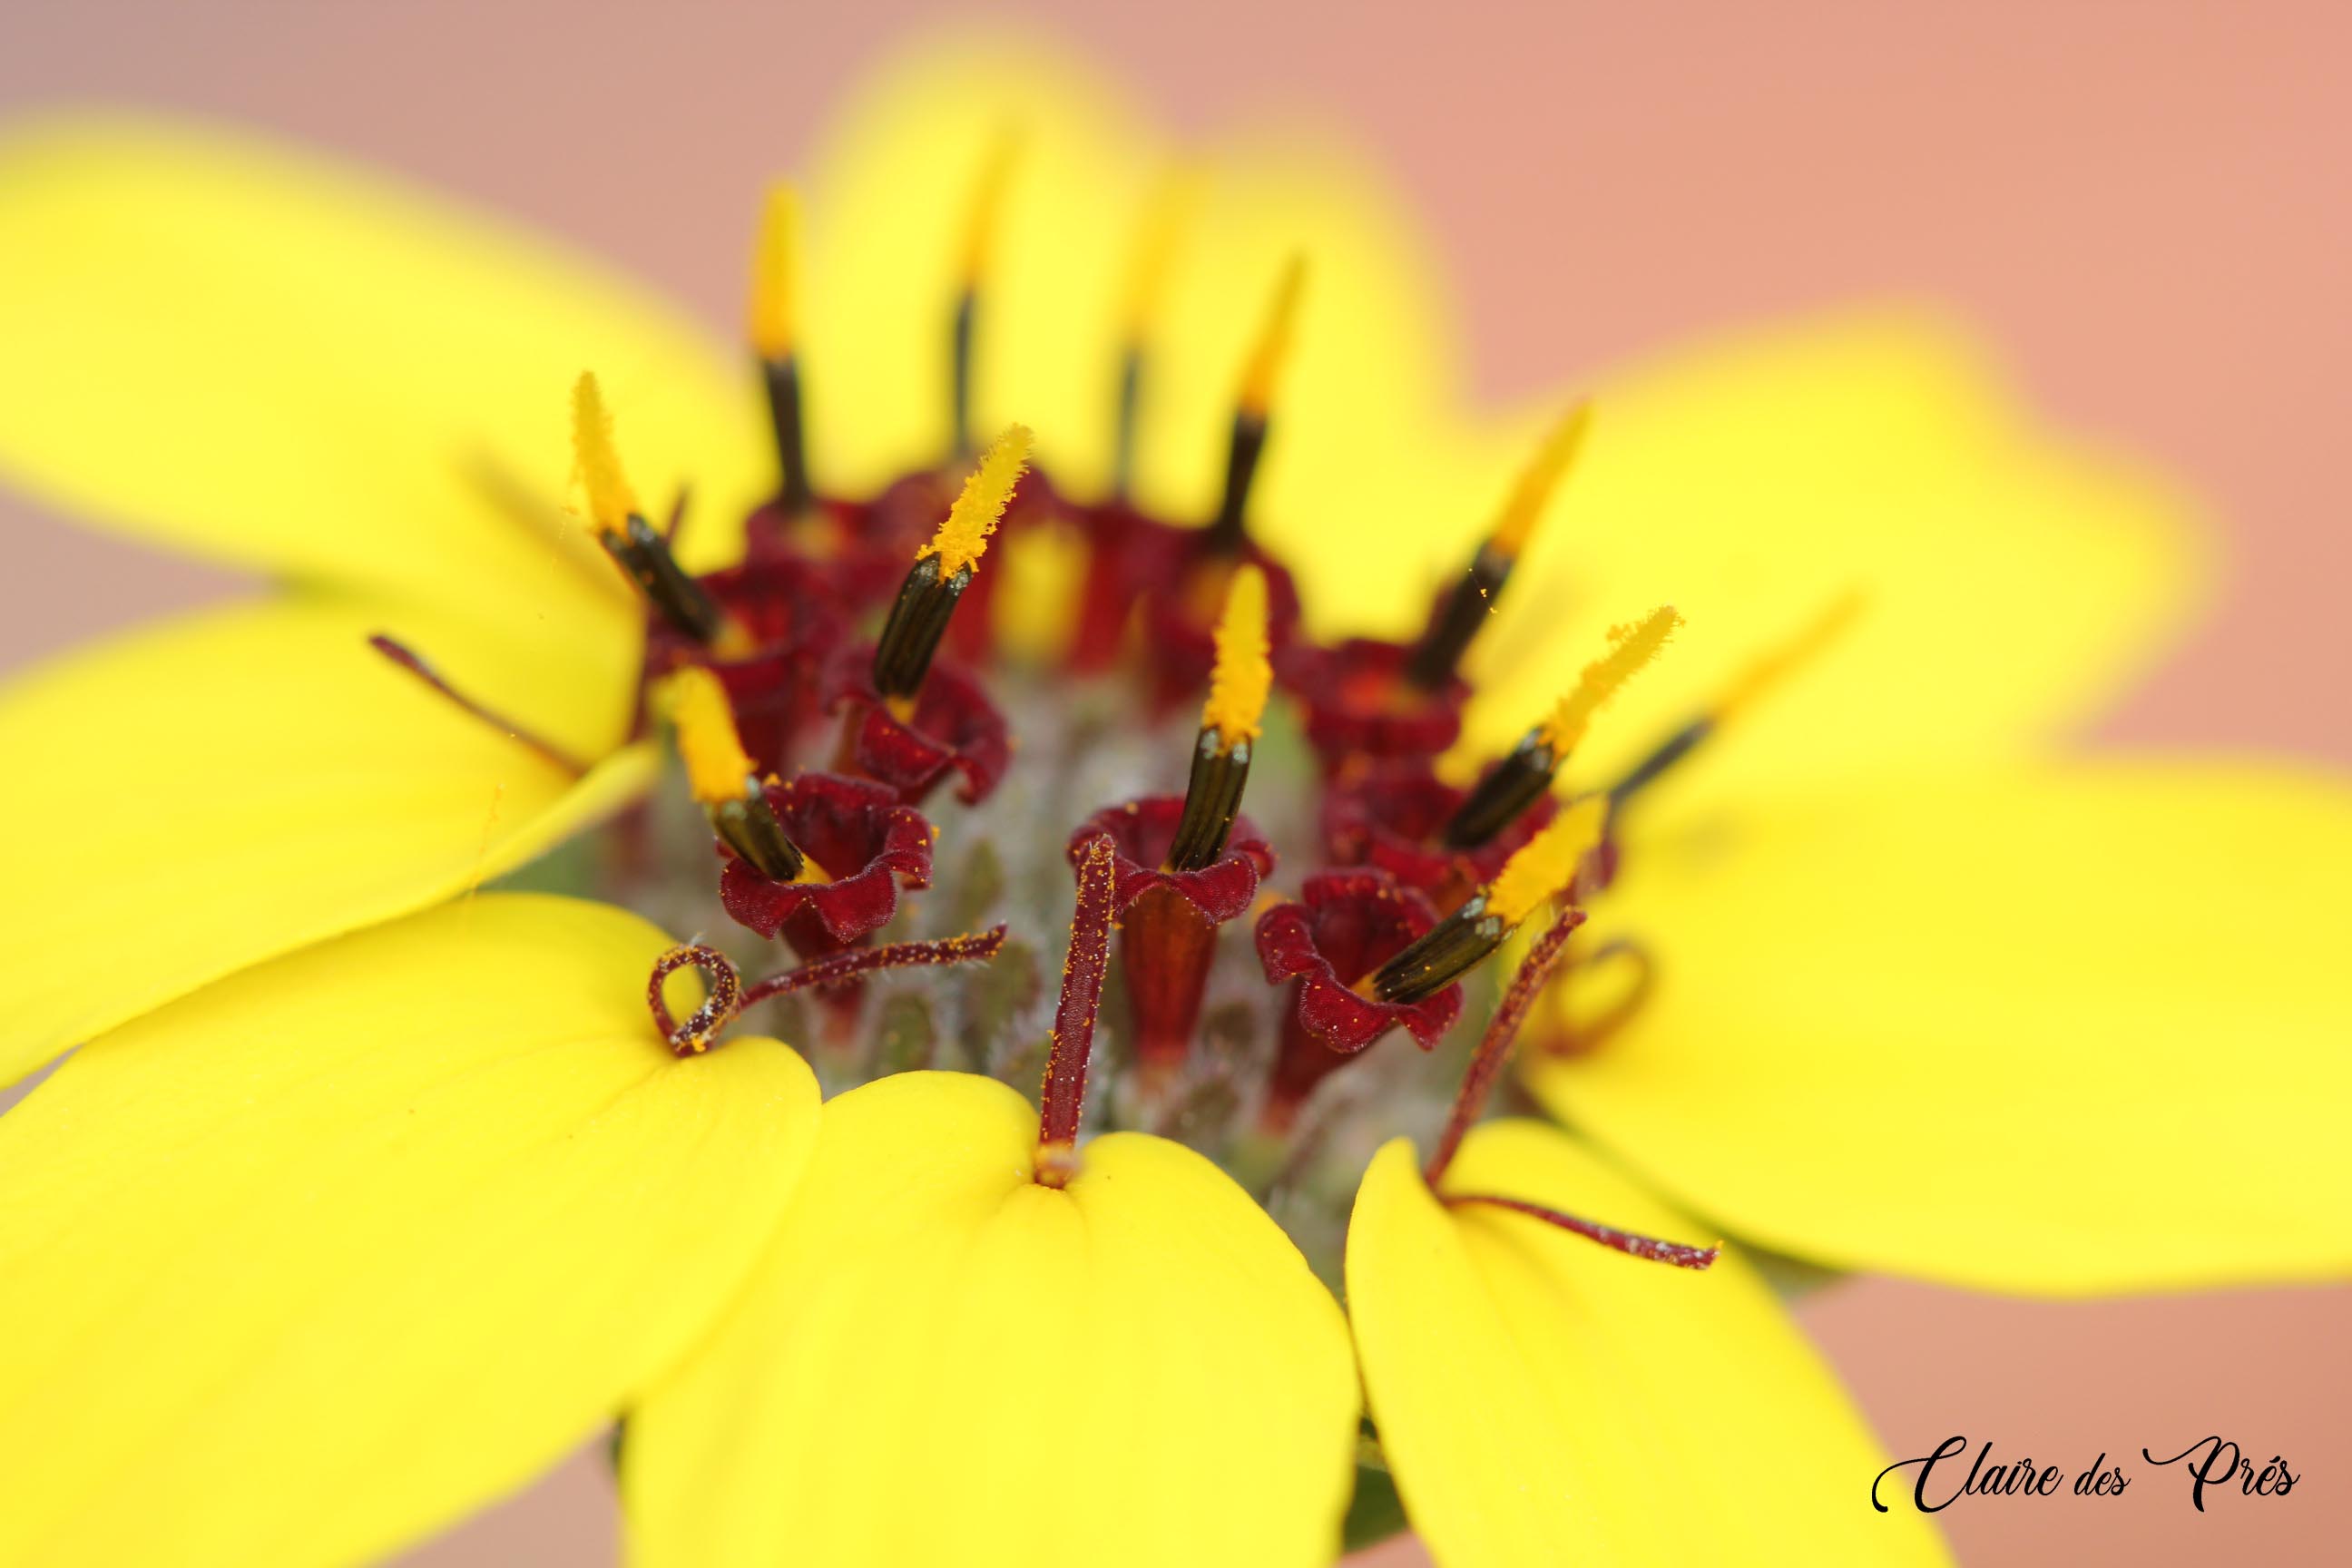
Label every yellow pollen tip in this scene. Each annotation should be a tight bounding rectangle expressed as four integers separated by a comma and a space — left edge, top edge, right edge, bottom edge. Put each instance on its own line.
1200, 564, 1272, 748
1486, 795, 1611, 928
661, 666, 757, 806
923, 422, 1034, 576
1120, 168, 1198, 342
569, 371, 638, 541
959, 130, 1020, 290
1237, 252, 1308, 418
1715, 589, 1868, 721
747, 181, 798, 361
1539, 606, 1682, 754
1487, 401, 1593, 561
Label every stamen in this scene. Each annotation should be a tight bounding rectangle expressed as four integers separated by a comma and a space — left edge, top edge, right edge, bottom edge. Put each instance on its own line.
571, 372, 728, 644
1036, 834, 1118, 1184
1201, 563, 1273, 749
1442, 1194, 1721, 1270
646, 928, 1007, 1057
570, 370, 639, 541
748, 182, 814, 514
1424, 908, 1582, 1182
1486, 795, 1607, 926
871, 424, 1034, 700
1442, 606, 1679, 848
1609, 591, 1863, 808
1166, 565, 1270, 871
660, 667, 810, 883
1406, 401, 1592, 690
952, 131, 1019, 456
1714, 587, 1865, 721
1112, 170, 1195, 495
1370, 797, 1608, 1003
367, 633, 586, 775
1208, 252, 1307, 550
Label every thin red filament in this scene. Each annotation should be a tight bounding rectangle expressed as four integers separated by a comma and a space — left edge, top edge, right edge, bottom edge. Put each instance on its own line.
646, 926, 1006, 1055
1444, 1192, 1720, 1271
1423, 908, 1583, 1184
738, 925, 1007, 1007
1036, 834, 1119, 1171
368, 633, 587, 774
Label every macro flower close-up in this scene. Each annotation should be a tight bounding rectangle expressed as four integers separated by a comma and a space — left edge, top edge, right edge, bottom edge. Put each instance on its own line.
1, 8, 2347, 1568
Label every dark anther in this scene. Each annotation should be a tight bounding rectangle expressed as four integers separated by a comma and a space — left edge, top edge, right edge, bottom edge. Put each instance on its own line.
761, 356, 814, 515
1112, 344, 1145, 496
648, 945, 744, 1056
1367, 894, 1507, 1004
707, 793, 808, 883
1206, 410, 1267, 552
1442, 731, 1561, 848
870, 553, 972, 700
1607, 716, 1714, 809
1406, 544, 1512, 691
601, 513, 725, 644
951, 289, 977, 456
1165, 731, 1253, 872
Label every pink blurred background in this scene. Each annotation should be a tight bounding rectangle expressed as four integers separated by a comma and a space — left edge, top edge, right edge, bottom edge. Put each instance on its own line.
2, 2, 2343, 1563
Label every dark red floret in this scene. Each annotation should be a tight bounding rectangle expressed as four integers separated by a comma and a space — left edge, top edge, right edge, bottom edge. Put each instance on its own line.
1257, 869, 1462, 1122
642, 554, 845, 776
717, 771, 935, 954
827, 647, 1011, 807
1138, 540, 1304, 713
1066, 798, 1275, 1080
1322, 760, 1559, 908
1280, 636, 1469, 776
1066, 797, 1274, 923
739, 494, 911, 612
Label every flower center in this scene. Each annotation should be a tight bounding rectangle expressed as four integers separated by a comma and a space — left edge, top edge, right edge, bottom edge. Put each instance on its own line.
378, 167, 1857, 1283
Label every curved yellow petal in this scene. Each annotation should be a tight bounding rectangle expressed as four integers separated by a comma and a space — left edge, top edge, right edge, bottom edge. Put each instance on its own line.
0, 594, 652, 1088
0, 894, 820, 1568
1348, 1126, 1949, 1568
1528, 763, 2352, 1295
0, 114, 769, 629
624, 1070, 1358, 1568
1462, 314, 2204, 806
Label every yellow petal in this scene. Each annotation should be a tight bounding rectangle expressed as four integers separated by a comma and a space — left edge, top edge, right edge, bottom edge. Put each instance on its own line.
624, 1070, 1358, 1568
1348, 1127, 1950, 1568
1463, 314, 2204, 806
0, 594, 652, 1088
0, 115, 769, 632
0, 894, 820, 1568
1528, 763, 2352, 1294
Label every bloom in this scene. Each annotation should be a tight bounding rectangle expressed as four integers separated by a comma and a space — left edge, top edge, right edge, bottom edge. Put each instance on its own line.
0, 30, 2346, 1568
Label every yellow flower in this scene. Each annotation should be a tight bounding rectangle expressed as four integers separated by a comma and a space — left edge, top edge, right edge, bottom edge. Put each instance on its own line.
0, 31, 2345, 1568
